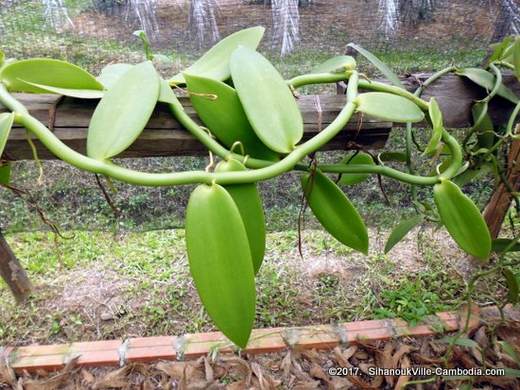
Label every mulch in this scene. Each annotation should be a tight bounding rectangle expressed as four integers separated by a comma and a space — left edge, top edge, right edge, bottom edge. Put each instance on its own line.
1, 306, 519, 389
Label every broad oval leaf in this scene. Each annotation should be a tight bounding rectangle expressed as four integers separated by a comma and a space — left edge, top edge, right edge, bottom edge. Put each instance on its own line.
97, 63, 133, 89
492, 239, 520, 253
488, 36, 515, 64
424, 98, 444, 156
355, 92, 425, 123
186, 183, 256, 348
170, 26, 265, 84
231, 46, 303, 153
346, 43, 402, 88
456, 68, 518, 104
301, 170, 369, 254
216, 158, 266, 274
384, 215, 424, 254
311, 55, 357, 74
184, 73, 278, 160
0, 59, 103, 93
472, 102, 495, 149
0, 164, 10, 185
17, 80, 104, 99
503, 268, 519, 304
0, 112, 15, 158
513, 38, 520, 81
87, 62, 160, 160
433, 179, 491, 260
378, 151, 407, 163
338, 152, 374, 185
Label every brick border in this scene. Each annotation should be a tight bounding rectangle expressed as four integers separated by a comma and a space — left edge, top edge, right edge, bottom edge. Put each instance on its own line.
3, 308, 480, 373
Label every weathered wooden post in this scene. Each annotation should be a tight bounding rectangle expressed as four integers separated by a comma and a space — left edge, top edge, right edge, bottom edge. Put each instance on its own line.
484, 126, 520, 239
0, 229, 32, 302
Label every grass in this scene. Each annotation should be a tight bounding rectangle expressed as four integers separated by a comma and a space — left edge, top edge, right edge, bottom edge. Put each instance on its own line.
0, 225, 475, 345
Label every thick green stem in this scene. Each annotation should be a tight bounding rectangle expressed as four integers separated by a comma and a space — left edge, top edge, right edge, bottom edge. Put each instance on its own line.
288, 72, 429, 110
10, 92, 358, 186
288, 73, 349, 89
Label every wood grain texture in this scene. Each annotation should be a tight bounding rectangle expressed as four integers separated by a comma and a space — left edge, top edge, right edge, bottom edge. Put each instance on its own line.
0, 94, 391, 160
0, 230, 32, 302
484, 126, 520, 238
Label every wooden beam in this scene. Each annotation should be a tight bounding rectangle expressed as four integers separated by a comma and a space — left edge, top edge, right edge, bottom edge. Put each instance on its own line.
338, 72, 520, 128
0, 94, 392, 160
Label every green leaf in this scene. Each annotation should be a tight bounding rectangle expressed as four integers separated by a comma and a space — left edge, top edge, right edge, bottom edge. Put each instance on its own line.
378, 151, 407, 163
424, 98, 444, 156
158, 79, 180, 104
301, 170, 369, 254
492, 239, 520, 253
0, 164, 11, 185
384, 215, 424, 254
455, 68, 518, 104
230, 46, 303, 154
0, 51, 4, 66
471, 102, 495, 149
346, 43, 402, 88
133, 30, 154, 61
97, 63, 133, 89
184, 73, 278, 160
16, 80, 104, 99
215, 158, 266, 274
439, 336, 480, 349
338, 152, 374, 185
0, 59, 103, 93
433, 179, 491, 260
170, 26, 265, 84
87, 62, 160, 160
0, 112, 15, 158
185, 183, 256, 348
503, 267, 519, 304
311, 55, 356, 74
488, 36, 515, 64
355, 92, 425, 123
500, 341, 520, 364
513, 38, 520, 81
452, 163, 492, 187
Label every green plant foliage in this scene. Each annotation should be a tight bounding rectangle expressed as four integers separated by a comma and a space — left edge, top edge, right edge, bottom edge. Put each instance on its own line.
0, 58, 103, 93
455, 68, 519, 104
433, 179, 491, 260
355, 92, 425, 123
384, 215, 424, 254
184, 73, 278, 160
378, 151, 407, 163
513, 38, 520, 81
338, 152, 375, 185
424, 98, 444, 156
346, 43, 403, 88
215, 158, 266, 274
471, 102, 495, 149
488, 36, 515, 64
0, 112, 15, 158
230, 46, 303, 154
185, 183, 255, 348
0, 164, 10, 185
97, 63, 133, 89
492, 239, 520, 253
170, 26, 265, 85
301, 170, 368, 254
503, 267, 519, 304
15, 81, 104, 99
87, 62, 160, 160
311, 55, 357, 74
